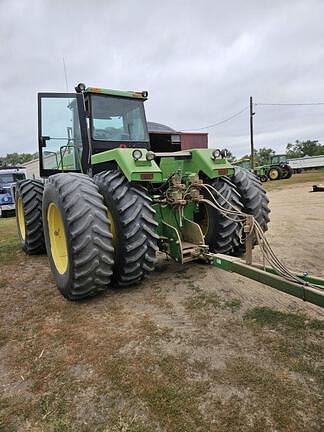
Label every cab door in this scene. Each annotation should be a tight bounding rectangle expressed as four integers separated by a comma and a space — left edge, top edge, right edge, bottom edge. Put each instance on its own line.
38, 93, 88, 177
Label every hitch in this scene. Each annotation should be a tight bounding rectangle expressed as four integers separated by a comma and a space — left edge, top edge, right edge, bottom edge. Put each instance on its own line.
207, 253, 324, 308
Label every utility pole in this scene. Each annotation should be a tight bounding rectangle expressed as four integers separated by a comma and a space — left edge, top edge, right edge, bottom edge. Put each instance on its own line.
249, 96, 255, 170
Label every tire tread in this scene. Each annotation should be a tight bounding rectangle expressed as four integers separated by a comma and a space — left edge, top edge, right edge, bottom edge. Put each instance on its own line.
16, 179, 45, 254
94, 170, 158, 286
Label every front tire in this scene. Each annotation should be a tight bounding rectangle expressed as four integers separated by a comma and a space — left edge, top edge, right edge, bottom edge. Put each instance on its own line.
94, 170, 158, 287
15, 180, 45, 254
43, 173, 114, 300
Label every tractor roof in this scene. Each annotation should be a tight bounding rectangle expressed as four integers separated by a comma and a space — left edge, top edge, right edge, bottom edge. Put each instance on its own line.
85, 86, 148, 100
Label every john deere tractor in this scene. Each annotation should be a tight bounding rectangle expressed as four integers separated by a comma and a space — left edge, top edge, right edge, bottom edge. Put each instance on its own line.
233, 158, 268, 182
266, 154, 293, 181
15, 84, 324, 307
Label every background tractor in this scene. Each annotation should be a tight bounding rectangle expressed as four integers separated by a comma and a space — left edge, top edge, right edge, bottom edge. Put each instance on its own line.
266, 154, 293, 181
14, 83, 324, 307
233, 158, 268, 182
234, 155, 293, 182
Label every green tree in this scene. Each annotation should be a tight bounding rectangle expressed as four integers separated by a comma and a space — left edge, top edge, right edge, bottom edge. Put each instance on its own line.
0, 152, 37, 166
286, 140, 324, 158
234, 148, 275, 167
255, 147, 275, 166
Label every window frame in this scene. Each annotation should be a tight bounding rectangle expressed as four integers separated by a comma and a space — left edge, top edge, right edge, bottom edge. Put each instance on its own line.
89, 93, 150, 146
38, 92, 89, 178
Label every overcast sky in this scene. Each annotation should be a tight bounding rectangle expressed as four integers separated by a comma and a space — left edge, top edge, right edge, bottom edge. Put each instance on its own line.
1, 0, 324, 158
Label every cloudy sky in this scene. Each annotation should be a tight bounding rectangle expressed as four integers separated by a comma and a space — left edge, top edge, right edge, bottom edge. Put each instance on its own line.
1, 0, 324, 158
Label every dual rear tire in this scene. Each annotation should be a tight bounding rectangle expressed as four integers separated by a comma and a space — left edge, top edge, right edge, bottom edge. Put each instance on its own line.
16, 172, 158, 300
196, 177, 243, 255
196, 168, 270, 257
42, 174, 114, 300
230, 167, 270, 256
94, 171, 158, 287
16, 180, 45, 254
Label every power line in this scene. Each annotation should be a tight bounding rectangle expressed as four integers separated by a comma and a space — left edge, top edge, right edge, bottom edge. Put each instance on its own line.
181, 100, 324, 131
182, 106, 248, 131
255, 102, 324, 106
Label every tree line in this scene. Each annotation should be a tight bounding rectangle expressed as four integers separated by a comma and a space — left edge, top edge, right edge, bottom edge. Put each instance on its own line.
0, 152, 38, 167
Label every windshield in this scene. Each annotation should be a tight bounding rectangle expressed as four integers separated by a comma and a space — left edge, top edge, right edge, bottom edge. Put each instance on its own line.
272, 155, 287, 164
91, 95, 149, 142
0, 173, 25, 184
241, 161, 250, 169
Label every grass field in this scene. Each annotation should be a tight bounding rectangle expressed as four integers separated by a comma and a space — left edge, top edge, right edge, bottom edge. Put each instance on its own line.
0, 217, 21, 264
0, 178, 323, 431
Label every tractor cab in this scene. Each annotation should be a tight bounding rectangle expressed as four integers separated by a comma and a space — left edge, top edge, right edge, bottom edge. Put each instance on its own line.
38, 84, 149, 177
234, 158, 251, 170
270, 154, 287, 165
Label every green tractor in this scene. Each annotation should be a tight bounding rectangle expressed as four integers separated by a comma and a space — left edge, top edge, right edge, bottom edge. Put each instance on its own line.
15, 84, 324, 307
234, 155, 293, 182
233, 158, 268, 182
265, 154, 293, 181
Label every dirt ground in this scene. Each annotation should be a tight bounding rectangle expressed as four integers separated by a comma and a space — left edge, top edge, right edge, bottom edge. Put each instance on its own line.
0, 172, 323, 431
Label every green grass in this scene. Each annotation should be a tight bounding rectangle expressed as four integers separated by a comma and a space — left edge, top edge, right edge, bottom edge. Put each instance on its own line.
185, 290, 221, 311
209, 356, 322, 432
244, 307, 324, 388
104, 352, 208, 432
222, 298, 242, 312
244, 306, 324, 332
0, 217, 22, 263
184, 286, 241, 315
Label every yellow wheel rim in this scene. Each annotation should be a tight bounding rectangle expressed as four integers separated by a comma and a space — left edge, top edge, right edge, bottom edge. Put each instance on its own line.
107, 209, 116, 246
269, 169, 278, 180
47, 203, 68, 275
17, 197, 26, 240
195, 204, 209, 236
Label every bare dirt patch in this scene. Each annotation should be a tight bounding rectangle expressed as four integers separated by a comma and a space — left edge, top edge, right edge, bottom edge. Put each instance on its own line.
0, 177, 323, 431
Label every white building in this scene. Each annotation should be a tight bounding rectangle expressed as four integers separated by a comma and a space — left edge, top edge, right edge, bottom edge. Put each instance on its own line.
22, 158, 40, 179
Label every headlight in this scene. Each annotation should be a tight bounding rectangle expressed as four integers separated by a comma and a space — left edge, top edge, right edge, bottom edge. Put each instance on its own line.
132, 149, 143, 160
221, 149, 228, 158
3, 196, 9, 203
211, 149, 221, 160
146, 151, 155, 161
75, 82, 86, 93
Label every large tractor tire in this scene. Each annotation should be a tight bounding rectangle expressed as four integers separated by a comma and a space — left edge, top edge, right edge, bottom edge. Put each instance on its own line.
42, 173, 114, 300
268, 165, 283, 181
94, 170, 158, 286
281, 165, 293, 179
195, 177, 243, 254
231, 167, 270, 256
15, 179, 45, 254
